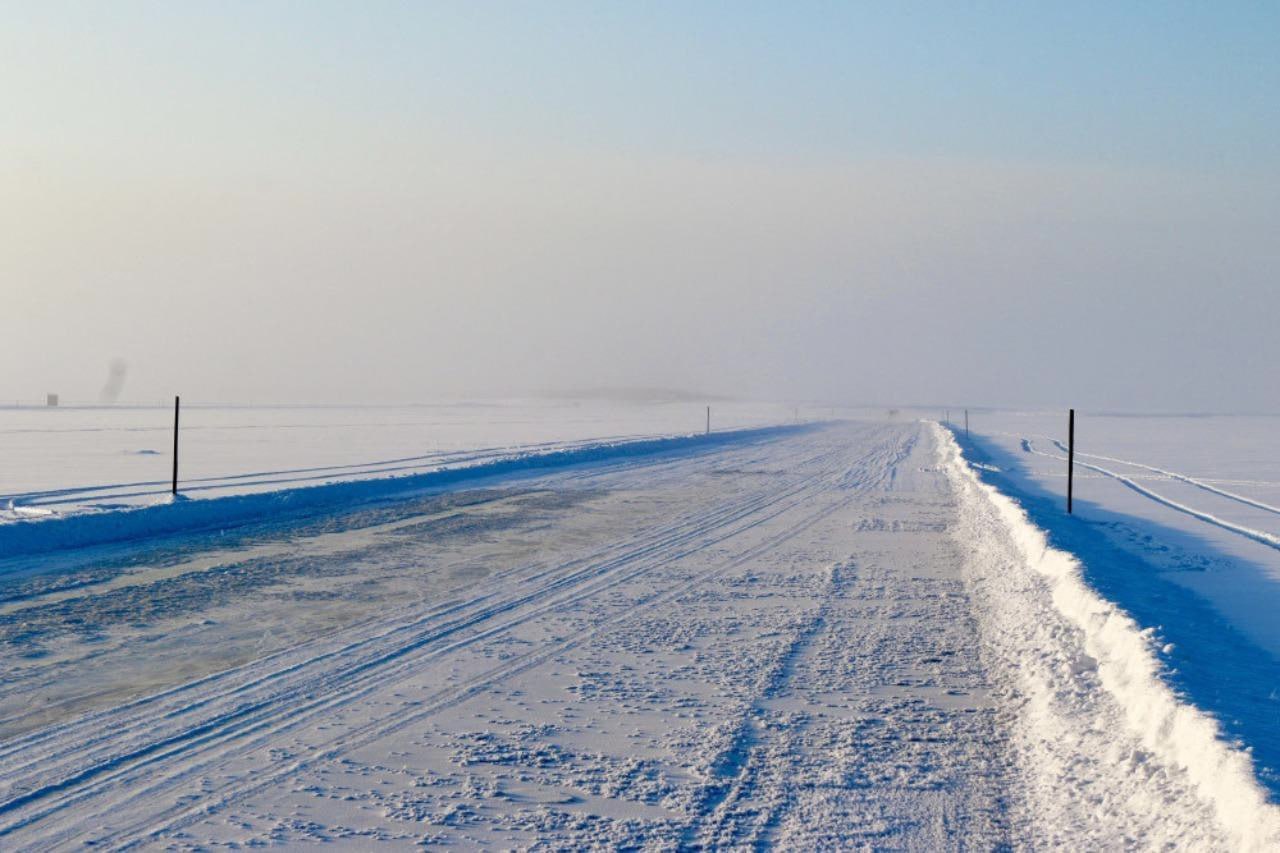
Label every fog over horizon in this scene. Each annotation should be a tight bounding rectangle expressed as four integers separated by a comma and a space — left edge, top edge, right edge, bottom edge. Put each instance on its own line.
4, 3, 1278, 414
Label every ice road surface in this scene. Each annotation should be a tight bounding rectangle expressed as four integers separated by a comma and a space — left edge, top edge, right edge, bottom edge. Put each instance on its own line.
0, 421, 1276, 849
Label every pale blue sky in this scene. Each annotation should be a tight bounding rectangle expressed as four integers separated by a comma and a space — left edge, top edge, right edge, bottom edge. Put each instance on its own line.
3, 2, 1278, 409
10, 2, 1279, 168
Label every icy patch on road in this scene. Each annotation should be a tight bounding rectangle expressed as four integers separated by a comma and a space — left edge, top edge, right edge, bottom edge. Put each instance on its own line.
938, 424, 1280, 850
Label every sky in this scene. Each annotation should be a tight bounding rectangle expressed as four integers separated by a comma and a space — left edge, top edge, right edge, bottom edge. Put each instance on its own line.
3, 1, 1278, 411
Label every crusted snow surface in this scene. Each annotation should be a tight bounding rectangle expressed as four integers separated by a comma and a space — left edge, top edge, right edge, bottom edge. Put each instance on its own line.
0, 421, 1270, 849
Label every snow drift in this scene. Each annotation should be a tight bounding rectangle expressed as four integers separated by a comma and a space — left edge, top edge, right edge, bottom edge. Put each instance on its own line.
0, 424, 807, 560
937, 423, 1280, 850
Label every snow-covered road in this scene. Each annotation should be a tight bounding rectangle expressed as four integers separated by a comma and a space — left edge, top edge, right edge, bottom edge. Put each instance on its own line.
0, 422, 1275, 849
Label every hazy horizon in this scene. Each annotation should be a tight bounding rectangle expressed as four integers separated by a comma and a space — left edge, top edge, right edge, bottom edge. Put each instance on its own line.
5, 3, 1278, 413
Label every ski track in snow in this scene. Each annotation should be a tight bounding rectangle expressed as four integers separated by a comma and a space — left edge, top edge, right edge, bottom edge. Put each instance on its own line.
1049, 440, 1280, 518
1023, 438, 1280, 552
0, 422, 1274, 849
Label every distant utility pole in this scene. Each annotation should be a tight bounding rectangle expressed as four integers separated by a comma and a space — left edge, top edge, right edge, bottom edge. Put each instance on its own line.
1068, 408, 1075, 514
705, 405, 710, 436
964, 409, 969, 439
172, 395, 180, 495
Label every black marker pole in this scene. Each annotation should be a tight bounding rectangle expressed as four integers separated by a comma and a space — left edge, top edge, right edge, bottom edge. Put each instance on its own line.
172, 395, 180, 495
1067, 408, 1075, 514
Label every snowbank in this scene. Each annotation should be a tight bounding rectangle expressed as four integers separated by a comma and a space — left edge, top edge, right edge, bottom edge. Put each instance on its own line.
937, 423, 1280, 850
0, 425, 806, 560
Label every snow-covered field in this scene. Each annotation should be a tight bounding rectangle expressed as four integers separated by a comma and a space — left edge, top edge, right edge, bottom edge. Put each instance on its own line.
1, 416, 1277, 849
1, 400, 801, 520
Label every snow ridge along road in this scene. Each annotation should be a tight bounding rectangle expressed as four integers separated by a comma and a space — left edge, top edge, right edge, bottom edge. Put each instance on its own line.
0, 425, 802, 558
0, 421, 1274, 848
944, 427, 1280, 850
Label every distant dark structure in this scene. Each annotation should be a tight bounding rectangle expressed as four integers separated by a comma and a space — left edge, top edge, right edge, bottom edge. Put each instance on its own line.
46, 393, 59, 407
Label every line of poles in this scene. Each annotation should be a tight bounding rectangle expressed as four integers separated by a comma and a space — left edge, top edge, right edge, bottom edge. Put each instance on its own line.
165, 399, 1080, 512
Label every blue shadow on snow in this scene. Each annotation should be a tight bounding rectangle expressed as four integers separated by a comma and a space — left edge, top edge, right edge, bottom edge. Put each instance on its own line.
948, 426, 1280, 801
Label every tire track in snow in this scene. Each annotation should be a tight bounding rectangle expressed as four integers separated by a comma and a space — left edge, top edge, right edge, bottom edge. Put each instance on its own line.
0, 437, 832, 771
681, 425, 1003, 850
0, 444, 834, 816
69, 433, 903, 849
678, 428, 923, 849
120, 429, 915, 850
0, 428, 904, 847
679, 561, 845, 851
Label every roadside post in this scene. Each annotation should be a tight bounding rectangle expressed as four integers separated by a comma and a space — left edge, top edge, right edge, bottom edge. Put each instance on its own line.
172, 396, 180, 495
1068, 408, 1075, 514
